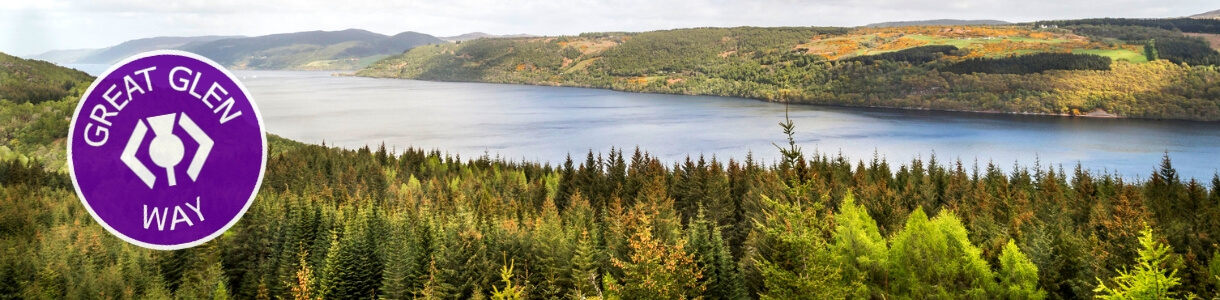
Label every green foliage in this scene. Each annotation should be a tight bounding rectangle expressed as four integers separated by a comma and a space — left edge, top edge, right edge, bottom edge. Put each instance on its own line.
0, 60, 90, 173
1094, 225, 1187, 299
1068, 25, 1220, 65
176, 261, 229, 300
320, 208, 385, 300
888, 207, 996, 298
687, 209, 746, 300
998, 240, 1046, 299
571, 230, 602, 299
612, 199, 703, 300
1146, 39, 1159, 61
0, 52, 92, 104
942, 53, 1112, 74
752, 194, 848, 299
830, 193, 888, 298
379, 213, 427, 300
358, 26, 1220, 120
844, 45, 960, 65
490, 260, 525, 300
1038, 18, 1220, 35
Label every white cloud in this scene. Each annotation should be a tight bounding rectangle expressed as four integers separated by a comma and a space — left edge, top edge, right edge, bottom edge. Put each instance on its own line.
2, 0, 1216, 56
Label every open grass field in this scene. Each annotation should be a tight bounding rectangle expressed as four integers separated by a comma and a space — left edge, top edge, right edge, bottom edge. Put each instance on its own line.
1073, 48, 1148, 63
796, 26, 1136, 62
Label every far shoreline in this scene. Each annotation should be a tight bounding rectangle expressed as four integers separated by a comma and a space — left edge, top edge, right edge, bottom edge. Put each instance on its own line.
342, 72, 1159, 122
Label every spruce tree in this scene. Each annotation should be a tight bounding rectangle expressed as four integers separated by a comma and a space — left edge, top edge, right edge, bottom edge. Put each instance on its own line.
321, 209, 384, 300
289, 250, 317, 300
433, 211, 490, 299
752, 195, 846, 299
612, 212, 702, 300
1095, 225, 1188, 299
532, 198, 574, 299
571, 230, 602, 299
491, 260, 526, 300
687, 209, 746, 300
1145, 39, 1159, 61
176, 262, 229, 300
380, 214, 421, 300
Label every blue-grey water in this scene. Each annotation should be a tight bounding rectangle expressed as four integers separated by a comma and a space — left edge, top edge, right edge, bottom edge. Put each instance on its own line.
66, 65, 1220, 180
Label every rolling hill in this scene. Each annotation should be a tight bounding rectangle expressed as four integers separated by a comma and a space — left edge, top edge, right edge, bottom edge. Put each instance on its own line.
1191, 9, 1220, 19
358, 20, 1220, 121
27, 30, 444, 70
0, 51, 94, 171
441, 32, 539, 42
28, 36, 239, 65
75, 36, 241, 64
179, 29, 444, 70
26, 49, 98, 64
864, 19, 1011, 27
0, 52, 93, 104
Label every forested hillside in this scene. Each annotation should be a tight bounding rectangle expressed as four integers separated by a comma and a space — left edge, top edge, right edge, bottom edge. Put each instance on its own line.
358, 20, 1220, 121
1, 58, 1220, 299
0, 52, 92, 105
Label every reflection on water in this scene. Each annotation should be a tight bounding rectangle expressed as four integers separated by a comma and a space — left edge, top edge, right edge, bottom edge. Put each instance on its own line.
75, 67, 1220, 180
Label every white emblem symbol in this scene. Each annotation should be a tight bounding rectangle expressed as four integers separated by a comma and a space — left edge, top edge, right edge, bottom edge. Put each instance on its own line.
121, 113, 214, 188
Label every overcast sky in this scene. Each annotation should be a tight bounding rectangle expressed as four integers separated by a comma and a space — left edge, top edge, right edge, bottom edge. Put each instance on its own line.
2, 0, 1216, 56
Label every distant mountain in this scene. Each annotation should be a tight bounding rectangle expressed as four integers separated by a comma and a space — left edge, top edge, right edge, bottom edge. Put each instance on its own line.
864, 19, 1011, 27
440, 32, 538, 42
179, 29, 444, 70
76, 36, 240, 64
27, 49, 97, 64
441, 32, 494, 42
1191, 9, 1220, 19
25, 36, 238, 65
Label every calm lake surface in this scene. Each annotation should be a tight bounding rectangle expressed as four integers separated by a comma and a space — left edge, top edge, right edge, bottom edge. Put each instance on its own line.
67, 65, 1220, 180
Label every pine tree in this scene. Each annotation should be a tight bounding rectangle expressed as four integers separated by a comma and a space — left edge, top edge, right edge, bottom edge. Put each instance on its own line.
176, 261, 229, 300
418, 259, 444, 300
571, 230, 602, 299
1145, 39, 1159, 61
380, 214, 421, 300
1209, 250, 1220, 292
491, 260, 526, 300
602, 272, 623, 300
557, 155, 577, 211
612, 212, 702, 300
1094, 225, 1188, 299
321, 209, 385, 300
289, 250, 318, 300
687, 208, 746, 300
214, 278, 230, 300
140, 275, 174, 300
433, 211, 490, 299
532, 198, 574, 299
752, 195, 846, 300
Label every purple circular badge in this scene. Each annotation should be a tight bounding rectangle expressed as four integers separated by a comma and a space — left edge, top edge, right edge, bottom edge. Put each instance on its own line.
68, 50, 266, 250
